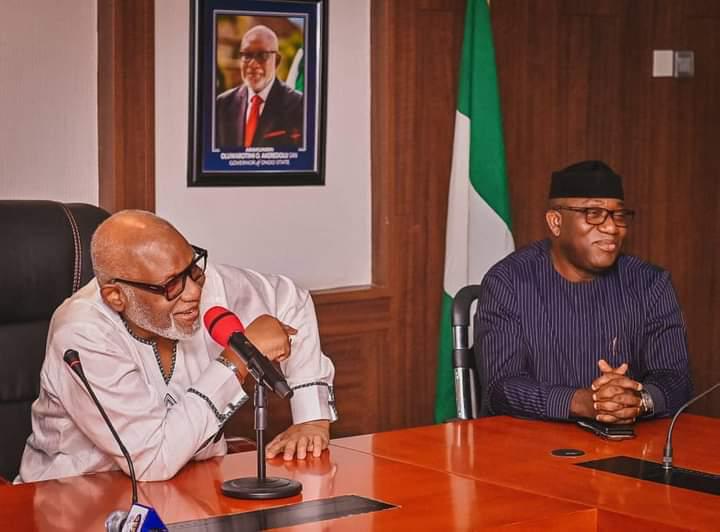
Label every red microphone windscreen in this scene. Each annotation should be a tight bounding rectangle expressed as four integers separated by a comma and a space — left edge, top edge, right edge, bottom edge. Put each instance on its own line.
203, 306, 245, 347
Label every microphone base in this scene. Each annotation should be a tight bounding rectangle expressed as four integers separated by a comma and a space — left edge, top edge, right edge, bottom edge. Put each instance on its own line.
222, 477, 302, 500
577, 455, 720, 496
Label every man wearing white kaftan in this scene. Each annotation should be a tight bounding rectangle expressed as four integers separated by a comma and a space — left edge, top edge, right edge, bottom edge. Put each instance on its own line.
18, 263, 336, 482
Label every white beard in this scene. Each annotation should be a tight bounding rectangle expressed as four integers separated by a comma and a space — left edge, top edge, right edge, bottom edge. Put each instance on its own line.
120, 286, 200, 341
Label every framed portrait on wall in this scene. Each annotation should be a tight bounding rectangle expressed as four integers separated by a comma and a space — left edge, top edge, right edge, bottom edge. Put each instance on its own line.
188, 0, 327, 186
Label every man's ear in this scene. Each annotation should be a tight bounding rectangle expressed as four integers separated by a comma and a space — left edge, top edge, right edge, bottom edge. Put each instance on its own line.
99, 284, 126, 313
545, 209, 562, 238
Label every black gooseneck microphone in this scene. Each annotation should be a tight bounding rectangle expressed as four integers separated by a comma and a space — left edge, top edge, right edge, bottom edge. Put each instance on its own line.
662, 381, 720, 470
63, 349, 137, 528
227, 333, 292, 398
203, 307, 301, 500
204, 307, 293, 399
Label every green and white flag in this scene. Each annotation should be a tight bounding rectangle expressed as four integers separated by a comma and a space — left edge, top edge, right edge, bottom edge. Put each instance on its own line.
286, 48, 304, 93
434, 0, 514, 423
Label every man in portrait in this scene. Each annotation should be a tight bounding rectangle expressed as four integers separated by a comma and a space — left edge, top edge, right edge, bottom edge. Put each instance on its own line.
216, 24, 304, 149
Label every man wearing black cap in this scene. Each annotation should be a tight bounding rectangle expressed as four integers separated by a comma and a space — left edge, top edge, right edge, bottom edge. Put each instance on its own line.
475, 160, 691, 424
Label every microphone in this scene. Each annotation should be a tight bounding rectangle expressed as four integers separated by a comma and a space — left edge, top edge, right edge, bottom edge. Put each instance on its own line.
203, 308, 302, 500
203, 306, 293, 399
662, 381, 720, 470
64, 349, 138, 505
63, 349, 166, 532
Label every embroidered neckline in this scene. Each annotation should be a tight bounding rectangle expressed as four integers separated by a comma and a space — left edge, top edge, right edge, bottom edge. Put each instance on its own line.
121, 317, 178, 385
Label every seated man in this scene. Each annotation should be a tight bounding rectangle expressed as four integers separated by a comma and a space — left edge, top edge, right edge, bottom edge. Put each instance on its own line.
476, 160, 691, 424
18, 210, 336, 482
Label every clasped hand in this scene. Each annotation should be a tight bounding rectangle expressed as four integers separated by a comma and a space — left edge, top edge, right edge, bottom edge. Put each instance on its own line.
590, 359, 642, 424
222, 314, 295, 383
243, 314, 297, 363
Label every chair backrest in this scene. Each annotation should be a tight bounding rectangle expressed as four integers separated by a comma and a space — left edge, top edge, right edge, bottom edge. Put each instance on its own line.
451, 285, 483, 419
0, 200, 109, 481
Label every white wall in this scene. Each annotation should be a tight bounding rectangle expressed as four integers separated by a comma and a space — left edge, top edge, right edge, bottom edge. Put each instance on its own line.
155, 0, 372, 291
0, 1, 98, 203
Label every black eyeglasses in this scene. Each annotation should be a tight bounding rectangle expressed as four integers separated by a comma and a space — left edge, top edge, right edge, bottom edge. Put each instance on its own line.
238, 50, 278, 63
111, 245, 208, 301
554, 206, 635, 228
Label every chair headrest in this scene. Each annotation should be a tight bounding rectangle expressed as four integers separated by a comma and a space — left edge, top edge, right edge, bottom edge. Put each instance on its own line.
0, 200, 110, 323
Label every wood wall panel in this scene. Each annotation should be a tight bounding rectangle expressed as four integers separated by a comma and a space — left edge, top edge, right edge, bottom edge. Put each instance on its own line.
493, 0, 720, 416
98, 0, 155, 213
101, 0, 720, 433
226, 290, 390, 439
368, 0, 465, 429
99, 0, 466, 439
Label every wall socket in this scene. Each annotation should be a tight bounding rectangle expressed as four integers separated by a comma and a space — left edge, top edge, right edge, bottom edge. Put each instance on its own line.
674, 51, 694, 78
652, 50, 694, 78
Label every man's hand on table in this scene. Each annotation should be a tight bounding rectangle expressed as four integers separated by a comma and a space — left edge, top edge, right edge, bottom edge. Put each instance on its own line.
266, 420, 330, 460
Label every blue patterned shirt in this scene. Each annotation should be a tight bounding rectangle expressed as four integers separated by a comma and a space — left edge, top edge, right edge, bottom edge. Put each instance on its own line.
475, 239, 692, 420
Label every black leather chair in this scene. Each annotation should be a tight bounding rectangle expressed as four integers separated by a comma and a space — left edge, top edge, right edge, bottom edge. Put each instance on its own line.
452, 285, 483, 419
0, 200, 109, 481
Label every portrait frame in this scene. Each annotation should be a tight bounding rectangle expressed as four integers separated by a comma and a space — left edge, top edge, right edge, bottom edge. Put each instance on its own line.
188, 0, 327, 186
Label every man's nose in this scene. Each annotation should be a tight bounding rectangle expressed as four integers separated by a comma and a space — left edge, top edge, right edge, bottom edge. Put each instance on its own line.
181, 275, 203, 300
598, 214, 620, 234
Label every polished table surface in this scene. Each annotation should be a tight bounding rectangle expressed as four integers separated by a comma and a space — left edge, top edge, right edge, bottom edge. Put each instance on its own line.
1, 444, 594, 531
2, 415, 718, 531
333, 414, 720, 531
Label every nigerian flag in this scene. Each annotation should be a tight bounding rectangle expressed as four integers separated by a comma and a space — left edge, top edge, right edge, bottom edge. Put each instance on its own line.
287, 48, 304, 93
434, 0, 514, 423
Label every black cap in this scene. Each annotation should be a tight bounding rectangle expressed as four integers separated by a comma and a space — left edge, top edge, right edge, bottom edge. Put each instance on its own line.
549, 160, 624, 200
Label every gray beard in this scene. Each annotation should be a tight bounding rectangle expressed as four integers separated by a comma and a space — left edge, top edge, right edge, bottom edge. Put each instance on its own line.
121, 287, 200, 341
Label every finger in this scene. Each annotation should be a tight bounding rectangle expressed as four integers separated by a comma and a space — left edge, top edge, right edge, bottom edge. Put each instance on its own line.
619, 391, 642, 408
593, 374, 641, 391
597, 406, 640, 422
595, 414, 637, 425
283, 336, 292, 355
591, 371, 626, 390
268, 341, 291, 362
594, 400, 624, 413
265, 436, 286, 459
597, 360, 627, 375
283, 438, 298, 461
603, 377, 642, 392
295, 436, 309, 460
607, 406, 641, 421
593, 385, 628, 400
597, 359, 612, 372
595, 389, 643, 407
312, 434, 323, 457
282, 324, 298, 335
595, 413, 620, 423
598, 395, 641, 412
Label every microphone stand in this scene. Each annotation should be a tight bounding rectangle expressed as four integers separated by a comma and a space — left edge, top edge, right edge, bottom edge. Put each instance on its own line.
63, 350, 166, 532
221, 373, 302, 499
662, 381, 720, 470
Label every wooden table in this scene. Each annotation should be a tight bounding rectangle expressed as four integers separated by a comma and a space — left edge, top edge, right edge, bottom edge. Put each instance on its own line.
3, 415, 717, 530
1, 445, 594, 531
333, 414, 720, 531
